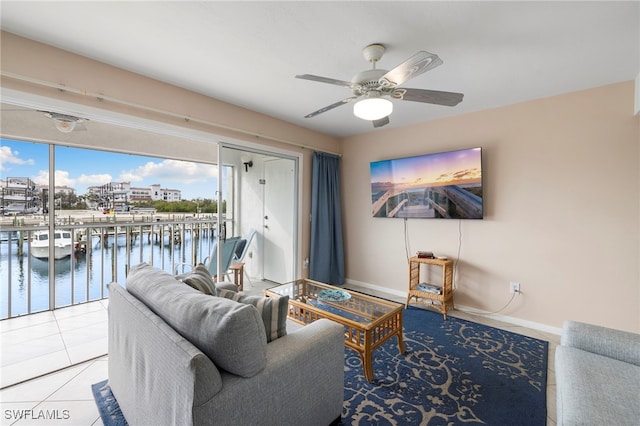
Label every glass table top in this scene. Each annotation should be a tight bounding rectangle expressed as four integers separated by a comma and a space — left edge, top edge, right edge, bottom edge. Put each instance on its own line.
267, 279, 400, 324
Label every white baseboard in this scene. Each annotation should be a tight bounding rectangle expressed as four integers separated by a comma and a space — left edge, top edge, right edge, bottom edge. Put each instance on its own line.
344, 278, 562, 336
344, 278, 407, 298
454, 305, 562, 336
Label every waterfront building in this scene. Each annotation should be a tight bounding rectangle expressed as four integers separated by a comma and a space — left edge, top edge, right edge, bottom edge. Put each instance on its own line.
149, 183, 181, 202
128, 186, 153, 203
87, 182, 130, 211
86, 182, 182, 210
0, 177, 40, 214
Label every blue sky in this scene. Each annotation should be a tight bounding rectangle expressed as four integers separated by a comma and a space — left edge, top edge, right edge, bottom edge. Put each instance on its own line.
0, 139, 221, 200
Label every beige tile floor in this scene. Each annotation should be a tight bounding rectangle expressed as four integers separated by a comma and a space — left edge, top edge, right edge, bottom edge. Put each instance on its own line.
1, 300, 109, 425
0, 281, 559, 426
1, 300, 109, 389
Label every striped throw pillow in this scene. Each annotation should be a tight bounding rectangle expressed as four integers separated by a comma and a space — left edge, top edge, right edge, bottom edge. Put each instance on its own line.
218, 289, 289, 342
181, 264, 217, 296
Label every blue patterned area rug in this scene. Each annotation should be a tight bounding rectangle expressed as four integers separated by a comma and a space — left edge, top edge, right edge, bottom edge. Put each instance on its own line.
91, 380, 128, 426
92, 307, 547, 426
340, 306, 548, 425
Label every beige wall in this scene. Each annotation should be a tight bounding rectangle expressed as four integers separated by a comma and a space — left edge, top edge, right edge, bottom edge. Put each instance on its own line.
1, 31, 341, 275
342, 81, 640, 333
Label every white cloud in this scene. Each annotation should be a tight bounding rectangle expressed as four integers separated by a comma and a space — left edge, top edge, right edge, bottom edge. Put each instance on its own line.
76, 173, 113, 186
0, 146, 35, 171
32, 170, 75, 187
119, 159, 217, 184
118, 171, 144, 182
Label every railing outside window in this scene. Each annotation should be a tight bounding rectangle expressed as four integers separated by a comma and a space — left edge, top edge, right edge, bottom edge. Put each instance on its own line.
0, 215, 221, 319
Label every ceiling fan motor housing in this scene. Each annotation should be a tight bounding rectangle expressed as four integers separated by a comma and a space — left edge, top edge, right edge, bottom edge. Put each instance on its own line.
351, 69, 388, 96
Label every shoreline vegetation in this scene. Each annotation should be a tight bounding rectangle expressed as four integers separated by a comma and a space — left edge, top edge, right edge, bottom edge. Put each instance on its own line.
0, 208, 218, 228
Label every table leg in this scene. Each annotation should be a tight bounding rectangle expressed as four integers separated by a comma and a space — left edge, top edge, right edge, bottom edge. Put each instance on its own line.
397, 331, 405, 354
397, 311, 405, 353
362, 350, 374, 382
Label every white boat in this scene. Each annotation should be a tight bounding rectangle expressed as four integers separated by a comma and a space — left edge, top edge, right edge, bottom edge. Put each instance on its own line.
30, 230, 73, 259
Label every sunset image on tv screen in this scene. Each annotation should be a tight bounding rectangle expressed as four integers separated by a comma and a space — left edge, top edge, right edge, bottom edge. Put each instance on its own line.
370, 147, 482, 219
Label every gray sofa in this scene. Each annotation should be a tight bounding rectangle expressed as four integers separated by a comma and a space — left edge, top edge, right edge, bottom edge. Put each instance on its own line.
555, 320, 640, 425
108, 263, 344, 426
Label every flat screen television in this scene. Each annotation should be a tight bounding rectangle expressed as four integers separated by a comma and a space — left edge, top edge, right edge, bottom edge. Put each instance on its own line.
370, 147, 483, 219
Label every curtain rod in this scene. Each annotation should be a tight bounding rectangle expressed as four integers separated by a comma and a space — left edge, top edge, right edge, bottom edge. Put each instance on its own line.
1, 70, 342, 157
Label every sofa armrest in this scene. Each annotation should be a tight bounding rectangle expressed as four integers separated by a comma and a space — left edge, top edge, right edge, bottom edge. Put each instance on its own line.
108, 282, 223, 426
561, 320, 640, 366
196, 319, 344, 426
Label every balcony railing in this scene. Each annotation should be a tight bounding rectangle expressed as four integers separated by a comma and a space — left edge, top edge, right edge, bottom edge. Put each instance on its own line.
0, 214, 222, 319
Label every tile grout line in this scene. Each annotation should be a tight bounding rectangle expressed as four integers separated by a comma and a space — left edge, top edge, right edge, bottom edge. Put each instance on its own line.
0, 354, 106, 391
1, 305, 109, 387
35, 359, 97, 405
13, 359, 104, 426
54, 304, 108, 366
0, 314, 56, 335
54, 310, 74, 368
0, 322, 66, 377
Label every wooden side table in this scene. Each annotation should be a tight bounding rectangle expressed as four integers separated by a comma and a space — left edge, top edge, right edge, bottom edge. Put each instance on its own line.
406, 256, 454, 319
229, 262, 244, 291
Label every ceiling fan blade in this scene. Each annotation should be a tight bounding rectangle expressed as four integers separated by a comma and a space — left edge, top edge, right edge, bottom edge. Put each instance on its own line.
296, 74, 361, 90
398, 88, 464, 106
304, 96, 359, 118
380, 51, 443, 87
372, 116, 390, 128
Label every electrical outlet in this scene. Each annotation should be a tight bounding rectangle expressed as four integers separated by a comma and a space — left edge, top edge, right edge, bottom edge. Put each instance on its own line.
510, 282, 520, 294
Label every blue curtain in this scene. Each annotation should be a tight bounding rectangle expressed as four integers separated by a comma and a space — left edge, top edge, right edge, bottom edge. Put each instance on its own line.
310, 152, 345, 285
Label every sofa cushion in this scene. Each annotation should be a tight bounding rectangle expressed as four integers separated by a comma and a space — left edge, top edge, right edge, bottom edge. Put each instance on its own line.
126, 263, 267, 377
180, 264, 217, 295
556, 346, 640, 425
218, 289, 289, 342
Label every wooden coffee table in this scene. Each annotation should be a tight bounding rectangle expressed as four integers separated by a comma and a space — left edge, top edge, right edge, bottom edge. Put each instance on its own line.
265, 279, 404, 382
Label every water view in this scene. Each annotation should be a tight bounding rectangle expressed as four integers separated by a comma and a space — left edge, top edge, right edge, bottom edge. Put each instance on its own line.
0, 221, 218, 319
1, 139, 233, 319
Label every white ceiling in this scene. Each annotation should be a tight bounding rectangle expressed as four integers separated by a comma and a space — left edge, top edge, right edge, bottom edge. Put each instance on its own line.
1, 1, 639, 138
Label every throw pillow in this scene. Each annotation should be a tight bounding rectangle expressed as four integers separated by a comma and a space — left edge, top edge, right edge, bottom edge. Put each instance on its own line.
218, 289, 289, 342
126, 263, 267, 378
181, 264, 217, 295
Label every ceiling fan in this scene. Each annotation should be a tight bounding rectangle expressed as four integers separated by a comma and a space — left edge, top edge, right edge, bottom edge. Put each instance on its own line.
296, 44, 464, 128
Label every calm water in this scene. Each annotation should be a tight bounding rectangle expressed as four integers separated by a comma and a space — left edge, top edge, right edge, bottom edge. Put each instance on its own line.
0, 231, 216, 319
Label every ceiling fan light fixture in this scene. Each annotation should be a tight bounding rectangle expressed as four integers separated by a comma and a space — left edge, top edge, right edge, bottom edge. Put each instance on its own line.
353, 97, 393, 121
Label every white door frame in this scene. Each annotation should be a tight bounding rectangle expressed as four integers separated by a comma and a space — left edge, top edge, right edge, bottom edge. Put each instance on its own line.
218, 143, 302, 281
